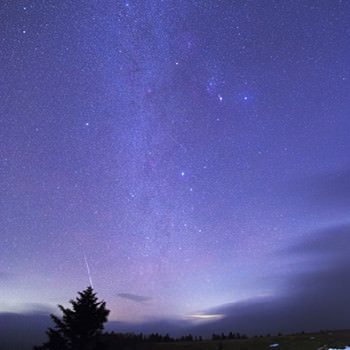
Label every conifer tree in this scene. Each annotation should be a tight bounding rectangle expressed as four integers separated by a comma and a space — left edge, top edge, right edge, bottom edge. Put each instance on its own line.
34, 286, 110, 350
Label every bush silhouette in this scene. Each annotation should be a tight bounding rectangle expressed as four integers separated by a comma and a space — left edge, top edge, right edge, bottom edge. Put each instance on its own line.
34, 286, 110, 350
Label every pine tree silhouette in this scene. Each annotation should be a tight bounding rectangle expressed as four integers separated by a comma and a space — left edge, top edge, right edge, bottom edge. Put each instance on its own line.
34, 286, 110, 350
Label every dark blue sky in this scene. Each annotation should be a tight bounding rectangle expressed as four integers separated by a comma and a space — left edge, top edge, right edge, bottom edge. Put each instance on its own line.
1, 0, 350, 347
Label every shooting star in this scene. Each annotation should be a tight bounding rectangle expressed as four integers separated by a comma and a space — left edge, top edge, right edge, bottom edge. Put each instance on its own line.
84, 253, 94, 288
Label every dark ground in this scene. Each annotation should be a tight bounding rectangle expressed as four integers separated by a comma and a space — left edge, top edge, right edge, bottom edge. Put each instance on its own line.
103, 329, 350, 350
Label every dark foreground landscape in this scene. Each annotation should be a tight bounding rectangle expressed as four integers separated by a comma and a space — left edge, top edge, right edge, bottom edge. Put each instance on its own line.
100, 330, 350, 350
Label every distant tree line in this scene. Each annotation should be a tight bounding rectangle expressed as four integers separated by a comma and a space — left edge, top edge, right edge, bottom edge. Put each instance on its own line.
212, 332, 247, 340
103, 331, 174, 344
102, 331, 204, 345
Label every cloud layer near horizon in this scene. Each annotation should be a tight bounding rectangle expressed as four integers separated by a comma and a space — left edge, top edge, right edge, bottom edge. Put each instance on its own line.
193, 224, 350, 336
3, 223, 350, 349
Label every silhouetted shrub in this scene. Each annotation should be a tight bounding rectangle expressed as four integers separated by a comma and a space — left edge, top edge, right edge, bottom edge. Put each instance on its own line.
33, 286, 109, 350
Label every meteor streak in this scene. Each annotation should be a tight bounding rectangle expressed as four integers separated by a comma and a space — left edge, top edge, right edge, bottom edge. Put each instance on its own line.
83, 253, 94, 288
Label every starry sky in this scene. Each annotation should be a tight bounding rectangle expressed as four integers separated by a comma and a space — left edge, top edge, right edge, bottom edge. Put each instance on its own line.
1, 0, 350, 345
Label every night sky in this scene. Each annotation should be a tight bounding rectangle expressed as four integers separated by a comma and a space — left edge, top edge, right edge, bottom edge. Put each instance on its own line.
1, 0, 350, 347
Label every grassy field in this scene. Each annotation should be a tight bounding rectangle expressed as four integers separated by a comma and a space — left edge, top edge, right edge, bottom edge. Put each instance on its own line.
146, 330, 350, 350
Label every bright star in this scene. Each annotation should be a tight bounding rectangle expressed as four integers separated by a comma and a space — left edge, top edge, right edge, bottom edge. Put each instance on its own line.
181, 171, 185, 177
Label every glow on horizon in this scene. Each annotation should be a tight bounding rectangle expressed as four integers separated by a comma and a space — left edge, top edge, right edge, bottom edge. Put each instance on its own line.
185, 313, 225, 322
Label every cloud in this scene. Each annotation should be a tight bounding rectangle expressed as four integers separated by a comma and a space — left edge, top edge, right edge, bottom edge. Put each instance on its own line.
117, 293, 152, 303
185, 313, 225, 322
188, 225, 350, 336
0, 303, 57, 350
285, 224, 350, 263
188, 281, 350, 337
21, 303, 57, 314
291, 169, 350, 209
0, 312, 51, 350
281, 224, 350, 305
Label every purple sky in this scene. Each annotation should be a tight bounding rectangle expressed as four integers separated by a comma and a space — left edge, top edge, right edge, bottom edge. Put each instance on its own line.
1, 0, 350, 348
